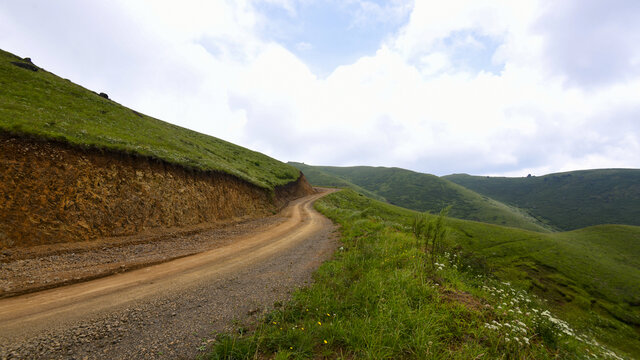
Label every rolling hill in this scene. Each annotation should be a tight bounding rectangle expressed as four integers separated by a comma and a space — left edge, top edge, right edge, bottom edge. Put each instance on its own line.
444, 169, 640, 230
289, 162, 386, 201
290, 163, 552, 232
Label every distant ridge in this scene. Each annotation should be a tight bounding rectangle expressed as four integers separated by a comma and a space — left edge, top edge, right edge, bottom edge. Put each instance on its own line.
444, 169, 640, 230
290, 163, 552, 232
289, 162, 386, 201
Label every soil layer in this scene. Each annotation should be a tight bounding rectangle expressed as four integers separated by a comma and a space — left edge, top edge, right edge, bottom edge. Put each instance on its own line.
0, 135, 313, 249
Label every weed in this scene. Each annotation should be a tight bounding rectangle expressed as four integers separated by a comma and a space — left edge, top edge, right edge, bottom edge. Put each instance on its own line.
412, 206, 451, 269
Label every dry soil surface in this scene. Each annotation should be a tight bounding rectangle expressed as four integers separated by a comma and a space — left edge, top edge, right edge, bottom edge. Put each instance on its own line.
0, 215, 286, 299
0, 189, 338, 359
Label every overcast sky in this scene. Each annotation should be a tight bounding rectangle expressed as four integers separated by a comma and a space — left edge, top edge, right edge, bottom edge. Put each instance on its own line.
1, 0, 639, 176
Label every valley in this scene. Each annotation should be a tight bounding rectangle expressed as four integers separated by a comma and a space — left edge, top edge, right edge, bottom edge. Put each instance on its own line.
291, 162, 553, 231
445, 170, 640, 230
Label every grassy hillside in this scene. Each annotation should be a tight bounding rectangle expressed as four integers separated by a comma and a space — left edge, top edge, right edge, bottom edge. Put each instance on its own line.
0, 49, 299, 190
446, 221, 640, 355
292, 164, 552, 232
204, 190, 638, 359
289, 162, 386, 201
445, 169, 640, 230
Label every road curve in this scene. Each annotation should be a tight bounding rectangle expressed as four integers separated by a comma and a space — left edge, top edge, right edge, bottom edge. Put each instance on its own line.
0, 189, 337, 358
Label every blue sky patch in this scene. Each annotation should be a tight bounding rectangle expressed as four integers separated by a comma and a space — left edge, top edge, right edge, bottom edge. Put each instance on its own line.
442, 30, 505, 75
254, 0, 412, 77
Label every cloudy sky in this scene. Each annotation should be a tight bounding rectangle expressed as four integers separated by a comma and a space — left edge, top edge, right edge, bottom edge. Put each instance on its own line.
1, 0, 639, 176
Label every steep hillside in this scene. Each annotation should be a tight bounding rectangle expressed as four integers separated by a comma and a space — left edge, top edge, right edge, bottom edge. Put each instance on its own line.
445, 169, 640, 230
0, 49, 313, 249
0, 49, 299, 190
292, 164, 551, 232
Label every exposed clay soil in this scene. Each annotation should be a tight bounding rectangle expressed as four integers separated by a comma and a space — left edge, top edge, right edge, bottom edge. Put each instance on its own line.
0, 135, 330, 359
0, 135, 313, 249
441, 289, 487, 312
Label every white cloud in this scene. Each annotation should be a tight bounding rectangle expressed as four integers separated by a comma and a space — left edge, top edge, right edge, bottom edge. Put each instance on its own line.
0, 0, 638, 176
534, 0, 640, 87
419, 52, 451, 76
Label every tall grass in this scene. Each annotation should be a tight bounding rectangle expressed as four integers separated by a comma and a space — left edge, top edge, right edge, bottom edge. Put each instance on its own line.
412, 206, 450, 269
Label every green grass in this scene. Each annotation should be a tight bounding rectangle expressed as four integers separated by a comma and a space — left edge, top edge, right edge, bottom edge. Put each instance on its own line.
0, 49, 299, 190
203, 190, 639, 359
444, 170, 640, 230
445, 220, 640, 357
454, 223, 640, 307
290, 164, 552, 232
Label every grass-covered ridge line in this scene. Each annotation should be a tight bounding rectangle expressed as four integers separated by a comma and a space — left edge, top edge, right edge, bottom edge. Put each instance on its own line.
291, 163, 552, 232
445, 169, 640, 230
0, 49, 299, 190
203, 190, 636, 359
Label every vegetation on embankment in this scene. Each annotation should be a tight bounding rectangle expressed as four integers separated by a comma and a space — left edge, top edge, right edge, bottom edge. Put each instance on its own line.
444, 170, 640, 230
0, 49, 299, 190
203, 190, 639, 359
289, 163, 551, 232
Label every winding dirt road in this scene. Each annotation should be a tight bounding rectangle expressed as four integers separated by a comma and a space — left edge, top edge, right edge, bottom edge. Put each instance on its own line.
0, 189, 337, 359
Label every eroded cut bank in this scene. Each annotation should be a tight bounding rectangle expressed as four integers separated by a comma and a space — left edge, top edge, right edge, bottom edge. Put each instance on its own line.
0, 135, 314, 249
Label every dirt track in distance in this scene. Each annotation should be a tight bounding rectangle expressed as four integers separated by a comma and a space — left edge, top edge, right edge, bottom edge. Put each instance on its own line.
0, 189, 338, 359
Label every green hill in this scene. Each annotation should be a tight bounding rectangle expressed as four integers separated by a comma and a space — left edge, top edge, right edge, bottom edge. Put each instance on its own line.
0, 49, 299, 190
444, 169, 640, 230
290, 163, 551, 232
288, 162, 386, 201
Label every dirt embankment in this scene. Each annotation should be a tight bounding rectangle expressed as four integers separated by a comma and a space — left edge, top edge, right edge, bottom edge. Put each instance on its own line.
0, 135, 314, 249
0, 190, 337, 359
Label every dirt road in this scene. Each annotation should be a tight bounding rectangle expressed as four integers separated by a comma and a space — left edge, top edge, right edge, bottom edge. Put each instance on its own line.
0, 189, 337, 359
